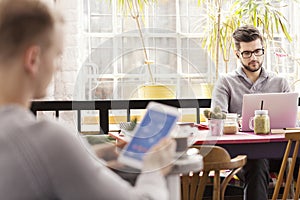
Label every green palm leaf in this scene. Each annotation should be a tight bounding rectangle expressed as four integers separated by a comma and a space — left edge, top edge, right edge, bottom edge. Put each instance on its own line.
199, 0, 293, 74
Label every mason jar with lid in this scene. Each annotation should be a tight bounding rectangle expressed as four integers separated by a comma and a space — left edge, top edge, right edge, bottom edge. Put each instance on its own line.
223, 113, 239, 134
249, 110, 270, 134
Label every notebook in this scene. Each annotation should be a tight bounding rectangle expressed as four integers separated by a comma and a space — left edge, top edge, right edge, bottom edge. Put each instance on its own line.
241, 92, 299, 132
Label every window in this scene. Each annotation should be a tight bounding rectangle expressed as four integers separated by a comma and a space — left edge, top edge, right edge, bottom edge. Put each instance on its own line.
78, 0, 300, 100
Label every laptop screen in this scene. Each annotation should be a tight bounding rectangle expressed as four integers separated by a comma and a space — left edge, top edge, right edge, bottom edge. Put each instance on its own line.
241, 92, 299, 132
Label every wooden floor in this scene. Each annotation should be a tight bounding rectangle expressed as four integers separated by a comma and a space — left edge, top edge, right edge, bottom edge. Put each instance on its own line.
201, 185, 287, 200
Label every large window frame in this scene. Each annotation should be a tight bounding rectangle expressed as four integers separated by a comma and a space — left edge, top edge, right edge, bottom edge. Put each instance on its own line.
78, 0, 300, 101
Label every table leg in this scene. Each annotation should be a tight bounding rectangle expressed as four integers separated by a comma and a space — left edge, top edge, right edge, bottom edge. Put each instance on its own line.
167, 174, 180, 200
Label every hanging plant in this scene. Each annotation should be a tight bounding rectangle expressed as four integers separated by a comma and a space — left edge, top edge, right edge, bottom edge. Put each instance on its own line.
107, 0, 158, 83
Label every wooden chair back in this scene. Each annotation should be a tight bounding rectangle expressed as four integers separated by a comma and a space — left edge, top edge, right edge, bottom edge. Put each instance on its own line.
181, 145, 247, 200
272, 131, 300, 200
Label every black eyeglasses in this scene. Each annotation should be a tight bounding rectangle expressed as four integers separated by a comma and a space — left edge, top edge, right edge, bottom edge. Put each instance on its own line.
239, 48, 264, 59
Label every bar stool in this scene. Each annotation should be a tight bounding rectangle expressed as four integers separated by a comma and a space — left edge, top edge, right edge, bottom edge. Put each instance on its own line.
272, 131, 300, 200
181, 145, 247, 200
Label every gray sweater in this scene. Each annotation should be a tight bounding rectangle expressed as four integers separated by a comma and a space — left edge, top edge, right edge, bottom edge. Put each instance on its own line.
0, 106, 168, 200
211, 67, 290, 115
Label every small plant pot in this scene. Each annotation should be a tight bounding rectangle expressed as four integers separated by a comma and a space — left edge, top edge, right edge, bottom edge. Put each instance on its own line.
208, 119, 224, 136
200, 83, 214, 98
138, 84, 176, 99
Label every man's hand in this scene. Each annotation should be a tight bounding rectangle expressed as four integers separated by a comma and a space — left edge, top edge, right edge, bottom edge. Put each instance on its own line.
93, 142, 119, 161
142, 137, 176, 175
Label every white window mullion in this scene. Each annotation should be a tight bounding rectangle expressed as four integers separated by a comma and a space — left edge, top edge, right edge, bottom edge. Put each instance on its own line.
87, 0, 92, 63
112, 1, 119, 98
176, 0, 182, 97
145, 5, 152, 83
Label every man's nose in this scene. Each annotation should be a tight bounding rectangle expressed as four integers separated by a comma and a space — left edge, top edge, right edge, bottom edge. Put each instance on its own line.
250, 53, 258, 59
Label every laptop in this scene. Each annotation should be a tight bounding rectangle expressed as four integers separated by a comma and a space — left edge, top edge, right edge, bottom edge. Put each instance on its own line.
241, 92, 299, 132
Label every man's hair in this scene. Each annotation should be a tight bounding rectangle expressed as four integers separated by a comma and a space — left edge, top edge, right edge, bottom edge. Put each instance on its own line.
232, 25, 264, 50
0, 0, 62, 61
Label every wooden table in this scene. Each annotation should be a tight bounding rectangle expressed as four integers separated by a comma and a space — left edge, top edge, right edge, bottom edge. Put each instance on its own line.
193, 130, 300, 199
110, 129, 300, 159
193, 130, 300, 159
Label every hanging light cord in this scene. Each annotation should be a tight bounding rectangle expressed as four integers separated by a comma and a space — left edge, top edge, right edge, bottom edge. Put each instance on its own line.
126, 0, 155, 83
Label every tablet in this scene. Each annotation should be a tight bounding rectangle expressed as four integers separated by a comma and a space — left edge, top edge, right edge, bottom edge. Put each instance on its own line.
118, 102, 179, 169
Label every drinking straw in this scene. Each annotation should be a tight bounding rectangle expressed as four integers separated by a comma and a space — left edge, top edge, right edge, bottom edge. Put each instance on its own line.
260, 100, 264, 110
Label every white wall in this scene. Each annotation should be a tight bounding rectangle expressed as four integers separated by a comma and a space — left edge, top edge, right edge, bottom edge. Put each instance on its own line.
45, 0, 82, 100
37, 0, 82, 131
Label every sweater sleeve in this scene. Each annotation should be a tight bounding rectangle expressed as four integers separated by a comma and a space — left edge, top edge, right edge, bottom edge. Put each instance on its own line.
282, 78, 291, 92
31, 121, 169, 200
211, 75, 230, 113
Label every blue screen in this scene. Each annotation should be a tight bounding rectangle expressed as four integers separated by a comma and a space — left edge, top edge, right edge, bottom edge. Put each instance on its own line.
123, 109, 177, 161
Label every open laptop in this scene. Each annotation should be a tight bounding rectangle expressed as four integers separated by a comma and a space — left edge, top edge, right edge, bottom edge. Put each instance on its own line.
241, 92, 299, 132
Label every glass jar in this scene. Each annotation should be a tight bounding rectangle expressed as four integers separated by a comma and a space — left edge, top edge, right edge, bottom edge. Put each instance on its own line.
209, 118, 224, 136
223, 113, 239, 134
250, 110, 270, 134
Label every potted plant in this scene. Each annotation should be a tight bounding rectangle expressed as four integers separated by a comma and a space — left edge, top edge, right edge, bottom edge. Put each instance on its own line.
198, 0, 293, 85
112, 0, 176, 99
203, 106, 226, 136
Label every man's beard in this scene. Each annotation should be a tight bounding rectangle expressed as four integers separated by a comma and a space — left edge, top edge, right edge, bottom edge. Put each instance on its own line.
241, 60, 262, 72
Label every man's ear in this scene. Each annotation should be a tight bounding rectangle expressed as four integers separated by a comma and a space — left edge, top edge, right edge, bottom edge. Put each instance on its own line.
234, 50, 240, 59
23, 46, 41, 75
